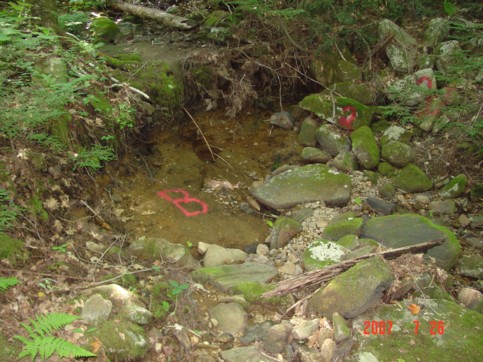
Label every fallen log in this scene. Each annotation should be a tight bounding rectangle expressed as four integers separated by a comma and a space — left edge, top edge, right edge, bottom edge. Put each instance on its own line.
106, 0, 194, 30
262, 238, 445, 298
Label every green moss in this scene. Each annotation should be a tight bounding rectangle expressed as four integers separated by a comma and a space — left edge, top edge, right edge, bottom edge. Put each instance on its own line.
102, 53, 141, 69
378, 162, 396, 176
49, 112, 72, 148
30, 194, 49, 221
351, 126, 380, 169
0, 332, 19, 362
190, 65, 215, 91
392, 163, 433, 192
439, 174, 467, 198
87, 320, 148, 360
350, 299, 483, 361
323, 213, 364, 241
0, 232, 28, 263
337, 97, 373, 129
91, 17, 120, 43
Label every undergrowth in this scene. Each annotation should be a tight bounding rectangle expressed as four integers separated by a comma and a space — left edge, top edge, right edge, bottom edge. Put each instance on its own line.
14, 313, 96, 361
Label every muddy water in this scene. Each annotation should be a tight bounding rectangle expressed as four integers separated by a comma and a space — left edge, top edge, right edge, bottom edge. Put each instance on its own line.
113, 110, 302, 249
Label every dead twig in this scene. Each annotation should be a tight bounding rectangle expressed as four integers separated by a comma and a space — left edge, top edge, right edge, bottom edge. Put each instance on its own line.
263, 238, 445, 298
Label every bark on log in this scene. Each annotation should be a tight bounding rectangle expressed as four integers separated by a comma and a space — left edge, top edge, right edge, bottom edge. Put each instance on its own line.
106, 0, 194, 30
262, 238, 445, 298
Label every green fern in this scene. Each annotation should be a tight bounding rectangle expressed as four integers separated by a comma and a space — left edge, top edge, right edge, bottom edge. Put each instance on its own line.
0, 277, 19, 292
443, 0, 457, 16
15, 313, 96, 361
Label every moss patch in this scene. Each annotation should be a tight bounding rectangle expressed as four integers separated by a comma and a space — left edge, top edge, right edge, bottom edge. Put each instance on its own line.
0, 232, 28, 264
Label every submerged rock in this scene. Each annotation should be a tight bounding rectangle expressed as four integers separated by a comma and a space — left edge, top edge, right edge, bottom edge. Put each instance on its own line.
250, 164, 351, 209
362, 214, 462, 269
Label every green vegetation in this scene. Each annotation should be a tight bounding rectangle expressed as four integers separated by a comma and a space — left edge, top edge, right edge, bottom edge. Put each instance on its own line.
149, 280, 189, 319
14, 313, 96, 361
0, 277, 19, 293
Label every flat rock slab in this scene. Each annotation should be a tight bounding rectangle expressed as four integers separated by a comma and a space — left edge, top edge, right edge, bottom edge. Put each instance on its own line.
361, 214, 461, 269
191, 262, 277, 291
250, 164, 351, 209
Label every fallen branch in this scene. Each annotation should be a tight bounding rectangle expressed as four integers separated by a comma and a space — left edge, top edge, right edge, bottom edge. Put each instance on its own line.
106, 0, 193, 30
263, 238, 445, 298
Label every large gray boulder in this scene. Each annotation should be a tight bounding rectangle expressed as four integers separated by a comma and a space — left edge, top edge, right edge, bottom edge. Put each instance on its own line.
250, 164, 351, 209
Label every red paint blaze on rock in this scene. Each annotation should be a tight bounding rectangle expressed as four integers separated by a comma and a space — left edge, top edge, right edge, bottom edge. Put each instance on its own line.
157, 189, 208, 217
416, 75, 433, 89
338, 106, 357, 130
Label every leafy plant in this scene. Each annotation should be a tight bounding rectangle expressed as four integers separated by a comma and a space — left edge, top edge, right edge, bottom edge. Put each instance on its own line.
443, 0, 458, 16
265, 219, 274, 228
0, 277, 19, 292
71, 145, 116, 171
14, 313, 96, 361
51, 243, 68, 253
166, 280, 189, 299
150, 280, 189, 319
0, 188, 21, 231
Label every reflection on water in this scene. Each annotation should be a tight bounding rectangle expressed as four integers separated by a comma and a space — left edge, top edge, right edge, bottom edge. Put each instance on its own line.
113, 110, 302, 249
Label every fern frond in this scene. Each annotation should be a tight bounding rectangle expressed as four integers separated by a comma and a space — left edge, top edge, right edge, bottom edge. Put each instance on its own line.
17, 335, 96, 361
0, 276, 18, 292
51, 336, 97, 358
29, 313, 79, 337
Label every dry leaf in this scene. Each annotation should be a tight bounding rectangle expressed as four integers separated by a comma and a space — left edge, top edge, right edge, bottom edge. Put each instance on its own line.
91, 338, 102, 353
408, 303, 421, 315
44, 197, 59, 210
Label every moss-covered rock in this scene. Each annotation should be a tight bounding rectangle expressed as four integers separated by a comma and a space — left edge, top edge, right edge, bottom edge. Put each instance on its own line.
315, 124, 350, 156
310, 54, 362, 86
459, 255, 483, 279
267, 216, 303, 249
299, 94, 372, 130
378, 182, 396, 200
306, 257, 393, 318
351, 126, 380, 169
0, 233, 28, 264
381, 140, 413, 167
298, 117, 319, 146
362, 214, 462, 269
380, 125, 413, 146
250, 164, 352, 209
301, 147, 331, 163
330, 151, 358, 173
423, 17, 450, 47
350, 298, 483, 361
392, 163, 433, 192
378, 161, 396, 176
337, 235, 379, 259
439, 174, 467, 198
302, 239, 348, 271
232, 282, 290, 305
323, 212, 365, 241
320, 82, 374, 105
86, 320, 148, 361
91, 17, 120, 43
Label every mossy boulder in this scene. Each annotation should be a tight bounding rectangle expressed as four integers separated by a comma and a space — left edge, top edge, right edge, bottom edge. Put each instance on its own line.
337, 235, 379, 259
330, 151, 358, 173
267, 216, 303, 249
380, 125, 413, 146
381, 140, 413, 167
392, 163, 433, 192
128, 237, 199, 269
302, 240, 349, 271
299, 95, 372, 130
301, 147, 331, 163
350, 298, 483, 361
378, 19, 418, 73
86, 320, 148, 361
0, 233, 28, 264
306, 257, 393, 318
232, 282, 290, 305
310, 54, 362, 86
459, 255, 483, 279
423, 17, 450, 47
378, 162, 396, 176
362, 214, 462, 269
320, 82, 374, 105
323, 213, 364, 241
298, 117, 319, 146
439, 174, 467, 198
191, 263, 277, 292
315, 124, 350, 156
351, 126, 380, 169
250, 164, 352, 209
91, 17, 120, 43
378, 182, 396, 199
